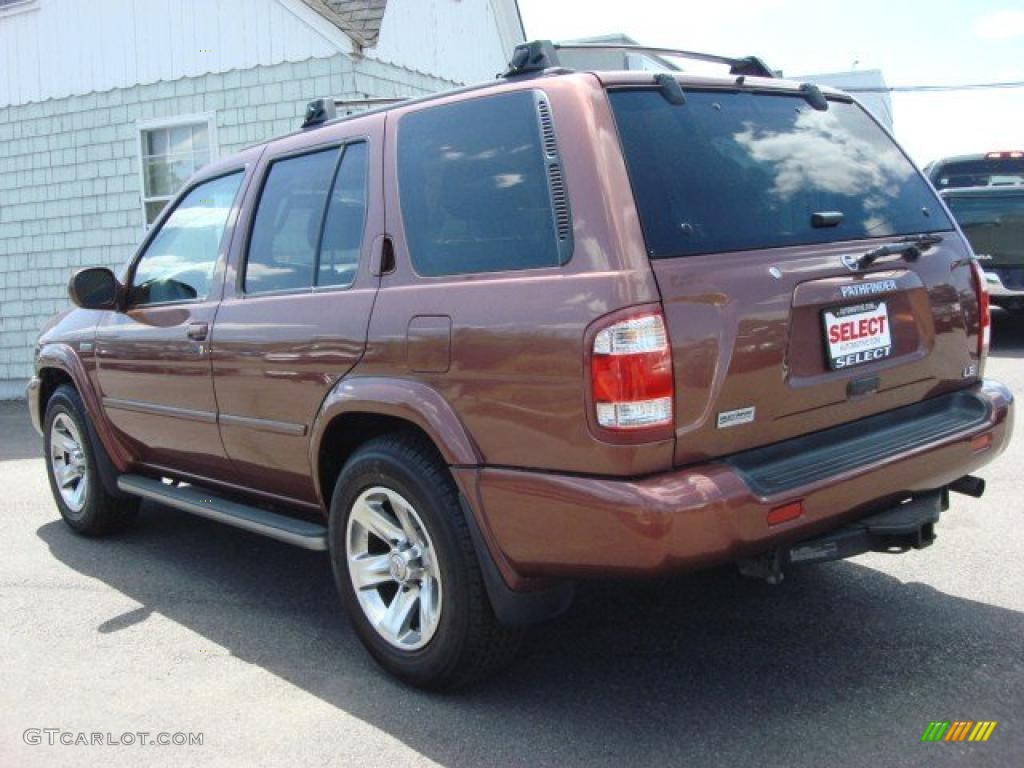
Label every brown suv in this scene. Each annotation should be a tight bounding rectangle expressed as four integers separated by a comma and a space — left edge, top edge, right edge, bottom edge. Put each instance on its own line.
27, 41, 1014, 689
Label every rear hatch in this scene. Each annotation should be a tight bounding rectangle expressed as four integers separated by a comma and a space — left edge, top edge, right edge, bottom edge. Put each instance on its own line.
607, 83, 984, 465
942, 187, 1024, 289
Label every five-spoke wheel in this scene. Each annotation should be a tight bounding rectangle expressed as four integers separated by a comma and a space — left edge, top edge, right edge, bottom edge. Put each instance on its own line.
346, 487, 443, 650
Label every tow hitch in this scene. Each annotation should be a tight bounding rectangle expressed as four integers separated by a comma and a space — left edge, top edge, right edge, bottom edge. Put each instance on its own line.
737, 482, 978, 584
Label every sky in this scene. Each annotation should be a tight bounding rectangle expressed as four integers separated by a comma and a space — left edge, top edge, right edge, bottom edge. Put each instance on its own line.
517, 0, 1024, 166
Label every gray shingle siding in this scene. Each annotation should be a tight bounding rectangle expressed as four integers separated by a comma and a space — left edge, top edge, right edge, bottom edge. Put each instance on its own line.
0, 53, 452, 398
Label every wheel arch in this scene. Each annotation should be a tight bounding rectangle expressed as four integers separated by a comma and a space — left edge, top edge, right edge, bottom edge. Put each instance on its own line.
310, 377, 482, 509
36, 343, 131, 475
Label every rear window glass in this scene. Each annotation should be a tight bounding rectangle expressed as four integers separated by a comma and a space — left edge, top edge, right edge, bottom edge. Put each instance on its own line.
930, 158, 1024, 189
945, 194, 1024, 260
609, 89, 951, 258
397, 91, 565, 277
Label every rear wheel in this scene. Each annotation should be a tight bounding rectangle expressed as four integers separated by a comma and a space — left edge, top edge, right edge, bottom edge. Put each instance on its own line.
328, 433, 521, 690
43, 384, 138, 535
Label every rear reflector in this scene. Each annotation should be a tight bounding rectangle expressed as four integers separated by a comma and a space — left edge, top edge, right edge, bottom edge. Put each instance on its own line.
969, 259, 991, 359
970, 433, 993, 453
591, 312, 673, 431
767, 501, 804, 526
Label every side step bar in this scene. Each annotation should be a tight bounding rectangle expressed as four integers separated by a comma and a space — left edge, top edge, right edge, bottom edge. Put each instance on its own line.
117, 474, 328, 551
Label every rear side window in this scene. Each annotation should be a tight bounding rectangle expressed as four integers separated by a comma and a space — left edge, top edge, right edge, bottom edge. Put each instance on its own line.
609, 90, 952, 258
245, 148, 339, 293
397, 90, 570, 277
319, 142, 369, 288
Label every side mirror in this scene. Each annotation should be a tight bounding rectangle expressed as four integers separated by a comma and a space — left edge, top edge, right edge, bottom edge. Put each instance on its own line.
68, 267, 121, 310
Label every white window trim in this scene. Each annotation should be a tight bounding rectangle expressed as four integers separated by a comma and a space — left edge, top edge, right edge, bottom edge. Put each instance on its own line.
0, 0, 39, 19
136, 112, 219, 228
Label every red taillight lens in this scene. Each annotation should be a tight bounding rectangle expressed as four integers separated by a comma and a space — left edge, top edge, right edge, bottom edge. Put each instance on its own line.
591, 312, 673, 431
969, 259, 991, 358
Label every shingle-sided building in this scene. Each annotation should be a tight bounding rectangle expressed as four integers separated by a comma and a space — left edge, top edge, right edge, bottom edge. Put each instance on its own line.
0, 0, 524, 398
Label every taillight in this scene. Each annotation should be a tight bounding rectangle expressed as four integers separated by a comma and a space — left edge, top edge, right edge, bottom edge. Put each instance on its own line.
591, 312, 674, 431
969, 259, 991, 358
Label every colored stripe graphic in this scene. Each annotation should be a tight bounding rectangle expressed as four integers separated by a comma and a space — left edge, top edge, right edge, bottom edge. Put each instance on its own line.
921, 721, 997, 742
968, 722, 997, 742
944, 721, 972, 741
921, 722, 950, 742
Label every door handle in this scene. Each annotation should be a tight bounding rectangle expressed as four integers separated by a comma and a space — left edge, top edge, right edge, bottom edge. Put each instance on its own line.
186, 322, 209, 341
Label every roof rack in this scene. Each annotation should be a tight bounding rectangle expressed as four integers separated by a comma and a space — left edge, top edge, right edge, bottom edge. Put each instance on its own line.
302, 96, 410, 128
503, 40, 776, 80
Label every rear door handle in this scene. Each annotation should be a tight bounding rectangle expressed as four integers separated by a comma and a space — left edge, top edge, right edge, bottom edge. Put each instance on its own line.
186, 322, 209, 341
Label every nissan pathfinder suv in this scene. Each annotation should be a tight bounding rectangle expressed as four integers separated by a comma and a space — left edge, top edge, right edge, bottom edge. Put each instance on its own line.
28, 41, 1014, 689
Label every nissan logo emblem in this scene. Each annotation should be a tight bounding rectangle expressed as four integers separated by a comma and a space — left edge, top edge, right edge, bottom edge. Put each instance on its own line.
841, 253, 862, 272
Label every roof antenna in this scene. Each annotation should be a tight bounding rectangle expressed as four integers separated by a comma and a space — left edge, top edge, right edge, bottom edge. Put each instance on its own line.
654, 73, 686, 105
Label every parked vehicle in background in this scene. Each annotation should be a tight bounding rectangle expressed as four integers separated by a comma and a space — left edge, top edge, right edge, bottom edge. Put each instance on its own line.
27, 41, 1014, 689
925, 150, 1024, 190
927, 152, 1024, 315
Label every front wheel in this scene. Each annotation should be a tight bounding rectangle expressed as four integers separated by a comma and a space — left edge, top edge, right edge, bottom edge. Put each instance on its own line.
43, 384, 138, 535
328, 434, 521, 690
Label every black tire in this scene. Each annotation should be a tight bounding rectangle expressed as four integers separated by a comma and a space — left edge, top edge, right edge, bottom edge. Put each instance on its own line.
328, 433, 522, 690
43, 384, 138, 536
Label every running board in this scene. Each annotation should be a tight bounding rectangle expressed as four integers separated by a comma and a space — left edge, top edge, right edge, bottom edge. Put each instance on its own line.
117, 474, 328, 551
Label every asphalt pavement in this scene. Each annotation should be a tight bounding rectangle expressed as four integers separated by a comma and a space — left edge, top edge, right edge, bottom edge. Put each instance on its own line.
1, 310, 1022, 768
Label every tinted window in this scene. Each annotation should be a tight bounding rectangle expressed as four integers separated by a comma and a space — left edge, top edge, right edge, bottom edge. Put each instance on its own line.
130, 172, 243, 305
398, 91, 563, 276
930, 157, 1024, 190
245, 148, 339, 293
610, 90, 951, 258
945, 193, 1024, 261
318, 142, 368, 288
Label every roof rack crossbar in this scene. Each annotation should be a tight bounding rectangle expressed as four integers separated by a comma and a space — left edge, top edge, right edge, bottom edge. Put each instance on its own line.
551, 43, 776, 79
301, 96, 410, 128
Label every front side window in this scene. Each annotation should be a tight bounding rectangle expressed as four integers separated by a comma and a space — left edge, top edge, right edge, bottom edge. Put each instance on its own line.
130, 172, 243, 306
609, 89, 952, 258
397, 91, 565, 277
140, 118, 216, 225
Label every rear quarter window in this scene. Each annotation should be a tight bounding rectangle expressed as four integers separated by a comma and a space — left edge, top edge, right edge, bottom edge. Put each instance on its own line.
609, 89, 951, 258
397, 90, 570, 277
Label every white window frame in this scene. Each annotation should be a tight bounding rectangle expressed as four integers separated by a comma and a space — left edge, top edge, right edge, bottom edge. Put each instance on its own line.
137, 113, 219, 227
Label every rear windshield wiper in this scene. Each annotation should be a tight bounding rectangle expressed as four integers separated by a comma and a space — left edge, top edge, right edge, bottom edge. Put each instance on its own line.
856, 234, 944, 269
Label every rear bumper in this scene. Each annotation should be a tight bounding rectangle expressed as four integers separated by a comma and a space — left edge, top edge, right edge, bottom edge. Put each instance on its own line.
468, 380, 1013, 580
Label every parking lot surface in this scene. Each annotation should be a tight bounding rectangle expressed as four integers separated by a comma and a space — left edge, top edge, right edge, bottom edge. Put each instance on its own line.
1, 311, 1021, 768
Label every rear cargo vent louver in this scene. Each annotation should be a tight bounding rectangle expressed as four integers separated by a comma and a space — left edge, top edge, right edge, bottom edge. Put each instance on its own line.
547, 164, 571, 241
537, 97, 559, 157
535, 94, 573, 257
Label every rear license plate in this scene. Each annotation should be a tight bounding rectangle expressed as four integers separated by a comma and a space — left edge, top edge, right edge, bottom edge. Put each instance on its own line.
823, 301, 892, 370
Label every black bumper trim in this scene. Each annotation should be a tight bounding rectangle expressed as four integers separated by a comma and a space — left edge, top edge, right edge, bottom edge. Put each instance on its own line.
725, 391, 990, 497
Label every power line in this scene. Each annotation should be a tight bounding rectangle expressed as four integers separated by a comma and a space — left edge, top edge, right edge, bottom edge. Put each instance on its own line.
845, 80, 1024, 94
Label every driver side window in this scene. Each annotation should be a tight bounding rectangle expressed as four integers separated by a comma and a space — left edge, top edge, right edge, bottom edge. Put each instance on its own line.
130, 171, 243, 306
